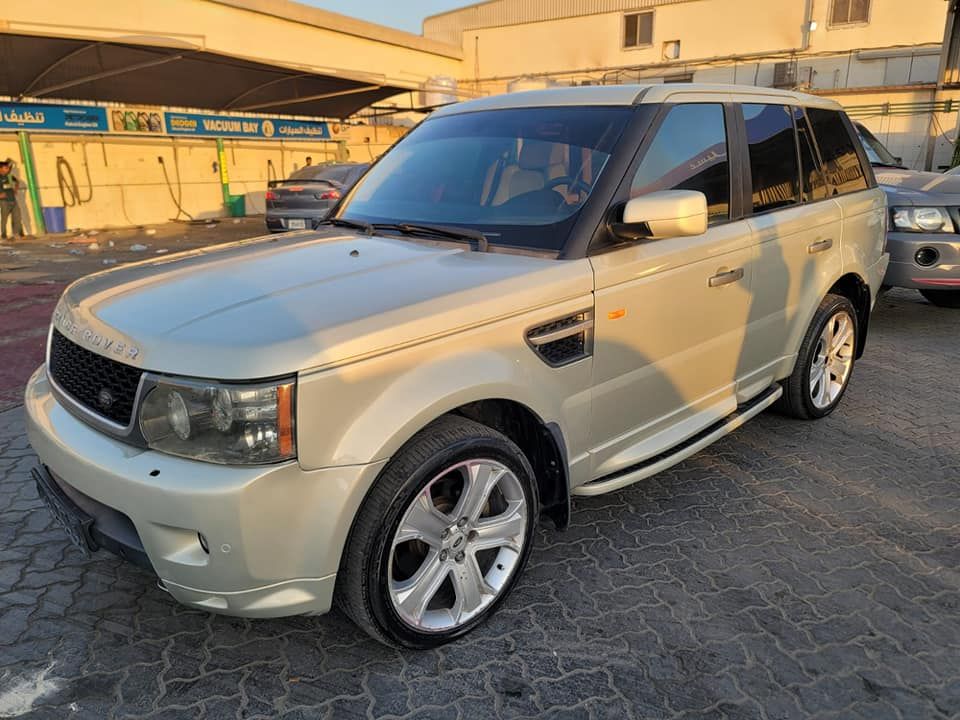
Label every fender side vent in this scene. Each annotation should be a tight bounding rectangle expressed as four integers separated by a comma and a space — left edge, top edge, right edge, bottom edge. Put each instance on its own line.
526, 312, 593, 367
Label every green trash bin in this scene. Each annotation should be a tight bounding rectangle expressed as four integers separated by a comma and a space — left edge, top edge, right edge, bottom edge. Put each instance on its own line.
226, 194, 246, 218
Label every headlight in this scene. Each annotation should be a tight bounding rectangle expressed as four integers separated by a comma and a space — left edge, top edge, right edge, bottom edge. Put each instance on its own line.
139, 376, 295, 464
891, 207, 953, 233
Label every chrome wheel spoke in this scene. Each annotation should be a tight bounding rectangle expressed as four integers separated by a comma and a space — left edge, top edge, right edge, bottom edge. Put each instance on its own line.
809, 363, 825, 396
472, 504, 525, 552
392, 551, 448, 624
394, 493, 450, 547
451, 553, 493, 623
455, 462, 507, 524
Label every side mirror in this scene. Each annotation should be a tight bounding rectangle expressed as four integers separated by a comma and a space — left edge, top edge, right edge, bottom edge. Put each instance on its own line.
614, 190, 708, 241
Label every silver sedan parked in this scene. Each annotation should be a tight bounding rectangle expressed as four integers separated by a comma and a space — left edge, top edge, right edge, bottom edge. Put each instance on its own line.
265, 163, 368, 232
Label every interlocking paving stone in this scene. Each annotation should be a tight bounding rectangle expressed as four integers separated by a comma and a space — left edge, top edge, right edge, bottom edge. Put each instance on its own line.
0, 287, 958, 719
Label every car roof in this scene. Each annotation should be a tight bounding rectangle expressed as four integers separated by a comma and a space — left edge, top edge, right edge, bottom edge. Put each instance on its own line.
430, 84, 843, 118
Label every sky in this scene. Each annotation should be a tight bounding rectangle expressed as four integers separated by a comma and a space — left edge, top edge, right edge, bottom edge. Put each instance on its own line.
304, 0, 468, 34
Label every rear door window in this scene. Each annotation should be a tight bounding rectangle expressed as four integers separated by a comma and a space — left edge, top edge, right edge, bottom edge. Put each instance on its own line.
629, 103, 730, 224
806, 108, 869, 195
794, 107, 828, 203
743, 104, 800, 214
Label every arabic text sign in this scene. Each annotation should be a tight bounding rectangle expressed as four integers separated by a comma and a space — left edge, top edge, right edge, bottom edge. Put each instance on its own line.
165, 112, 331, 141
0, 103, 109, 132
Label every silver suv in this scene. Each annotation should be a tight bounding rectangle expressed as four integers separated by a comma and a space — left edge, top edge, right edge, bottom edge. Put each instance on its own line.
26, 85, 888, 648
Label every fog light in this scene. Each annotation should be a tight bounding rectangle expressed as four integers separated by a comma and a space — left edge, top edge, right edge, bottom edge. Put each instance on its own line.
915, 247, 940, 267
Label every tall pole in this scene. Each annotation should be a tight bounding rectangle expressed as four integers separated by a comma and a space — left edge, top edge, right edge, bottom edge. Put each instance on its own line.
927, 1, 958, 171
17, 131, 46, 235
216, 137, 230, 207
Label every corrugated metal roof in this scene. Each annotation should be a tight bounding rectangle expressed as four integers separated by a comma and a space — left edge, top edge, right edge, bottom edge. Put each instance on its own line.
423, 0, 699, 44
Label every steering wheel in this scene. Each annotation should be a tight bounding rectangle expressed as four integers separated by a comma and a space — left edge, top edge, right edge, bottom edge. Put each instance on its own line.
546, 175, 591, 195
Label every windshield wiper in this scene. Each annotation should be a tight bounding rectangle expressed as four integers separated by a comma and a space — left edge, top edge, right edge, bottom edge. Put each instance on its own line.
319, 217, 374, 234
374, 222, 490, 252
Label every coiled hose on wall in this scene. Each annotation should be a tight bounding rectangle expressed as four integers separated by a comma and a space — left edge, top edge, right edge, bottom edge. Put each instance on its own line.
157, 143, 196, 222
56, 145, 94, 207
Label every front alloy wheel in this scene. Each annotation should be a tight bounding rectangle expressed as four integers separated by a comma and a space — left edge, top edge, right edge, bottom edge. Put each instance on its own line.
388, 459, 527, 632
336, 416, 537, 648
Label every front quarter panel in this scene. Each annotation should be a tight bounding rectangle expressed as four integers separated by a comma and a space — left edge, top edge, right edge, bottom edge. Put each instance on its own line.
296, 295, 595, 482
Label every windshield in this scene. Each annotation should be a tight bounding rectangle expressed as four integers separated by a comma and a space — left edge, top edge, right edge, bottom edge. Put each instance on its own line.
336, 106, 634, 251
856, 124, 901, 167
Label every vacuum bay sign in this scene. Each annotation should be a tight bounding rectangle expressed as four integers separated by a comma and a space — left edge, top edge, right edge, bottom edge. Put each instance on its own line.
1, 102, 331, 141
165, 111, 331, 140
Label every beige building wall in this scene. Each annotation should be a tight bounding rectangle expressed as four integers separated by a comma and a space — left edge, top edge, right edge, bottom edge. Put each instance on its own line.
0, 125, 407, 232
431, 0, 945, 84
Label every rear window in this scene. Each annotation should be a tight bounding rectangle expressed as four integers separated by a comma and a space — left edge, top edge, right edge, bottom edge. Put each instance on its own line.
806, 109, 869, 195
794, 107, 828, 203
288, 165, 354, 184
744, 104, 800, 213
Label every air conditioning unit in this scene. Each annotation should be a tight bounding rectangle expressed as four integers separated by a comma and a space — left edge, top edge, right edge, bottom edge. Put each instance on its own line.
773, 61, 798, 88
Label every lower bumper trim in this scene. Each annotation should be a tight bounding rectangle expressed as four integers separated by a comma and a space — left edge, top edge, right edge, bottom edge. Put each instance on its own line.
33, 465, 156, 575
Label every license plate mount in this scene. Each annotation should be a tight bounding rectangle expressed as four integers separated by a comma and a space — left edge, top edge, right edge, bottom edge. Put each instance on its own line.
286, 218, 306, 230
32, 468, 94, 558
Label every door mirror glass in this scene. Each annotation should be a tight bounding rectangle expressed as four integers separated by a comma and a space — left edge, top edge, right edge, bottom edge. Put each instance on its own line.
616, 190, 708, 240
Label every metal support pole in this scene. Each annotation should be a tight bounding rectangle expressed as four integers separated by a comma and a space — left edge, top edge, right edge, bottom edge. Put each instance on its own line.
216, 137, 230, 207
17, 131, 45, 235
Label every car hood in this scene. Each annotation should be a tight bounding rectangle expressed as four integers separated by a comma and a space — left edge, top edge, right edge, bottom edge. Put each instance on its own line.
53, 230, 592, 379
875, 167, 960, 205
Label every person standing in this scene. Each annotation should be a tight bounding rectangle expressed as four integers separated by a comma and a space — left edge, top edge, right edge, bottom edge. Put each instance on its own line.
304, 156, 313, 167
0, 161, 24, 240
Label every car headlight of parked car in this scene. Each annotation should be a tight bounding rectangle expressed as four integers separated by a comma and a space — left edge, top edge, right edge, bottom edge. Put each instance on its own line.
139, 376, 296, 464
891, 207, 954, 233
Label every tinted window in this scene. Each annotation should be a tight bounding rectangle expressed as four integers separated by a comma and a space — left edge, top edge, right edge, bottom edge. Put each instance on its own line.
339, 106, 634, 251
744, 104, 800, 213
630, 103, 729, 223
807, 108, 869, 195
794, 107, 828, 202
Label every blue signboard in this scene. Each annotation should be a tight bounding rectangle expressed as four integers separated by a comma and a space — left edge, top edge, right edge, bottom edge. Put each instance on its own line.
165, 111, 330, 141
0, 102, 109, 132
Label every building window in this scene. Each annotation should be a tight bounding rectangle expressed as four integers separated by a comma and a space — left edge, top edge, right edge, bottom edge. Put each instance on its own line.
624, 12, 654, 48
830, 0, 870, 25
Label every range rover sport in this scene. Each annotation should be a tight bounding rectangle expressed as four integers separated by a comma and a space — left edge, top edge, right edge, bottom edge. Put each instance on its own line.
26, 85, 888, 648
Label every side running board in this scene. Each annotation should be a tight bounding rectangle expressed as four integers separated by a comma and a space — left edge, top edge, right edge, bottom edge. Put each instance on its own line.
573, 385, 783, 497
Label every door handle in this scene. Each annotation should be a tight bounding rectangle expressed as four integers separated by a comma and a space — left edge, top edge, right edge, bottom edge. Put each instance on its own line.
708, 267, 744, 288
807, 238, 834, 254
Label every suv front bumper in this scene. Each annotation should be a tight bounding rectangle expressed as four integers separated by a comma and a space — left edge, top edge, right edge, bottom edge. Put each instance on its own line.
25, 365, 385, 618
883, 231, 960, 290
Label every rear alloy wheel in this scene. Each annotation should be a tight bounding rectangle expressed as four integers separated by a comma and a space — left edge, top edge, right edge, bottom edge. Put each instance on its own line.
336, 416, 537, 648
777, 293, 859, 420
920, 289, 960, 308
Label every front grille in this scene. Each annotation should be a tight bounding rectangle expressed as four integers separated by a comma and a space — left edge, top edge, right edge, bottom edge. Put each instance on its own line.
48, 329, 142, 426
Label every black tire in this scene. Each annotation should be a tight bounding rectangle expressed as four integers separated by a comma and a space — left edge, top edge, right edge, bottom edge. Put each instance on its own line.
335, 415, 538, 649
920, 289, 960, 308
776, 293, 859, 420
